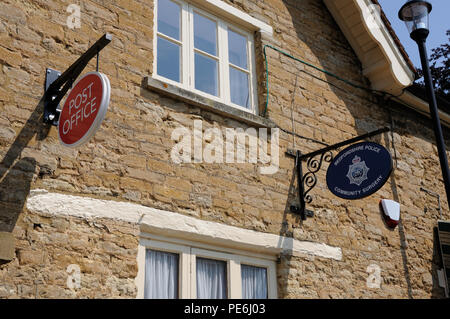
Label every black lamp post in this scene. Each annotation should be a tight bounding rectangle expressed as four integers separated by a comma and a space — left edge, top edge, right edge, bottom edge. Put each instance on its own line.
399, 0, 450, 211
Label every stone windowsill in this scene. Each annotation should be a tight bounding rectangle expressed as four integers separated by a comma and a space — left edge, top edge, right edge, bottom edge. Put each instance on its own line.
144, 76, 276, 128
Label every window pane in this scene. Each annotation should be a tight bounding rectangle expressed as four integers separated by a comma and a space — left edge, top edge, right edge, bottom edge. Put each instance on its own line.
229, 67, 249, 108
157, 37, 181, 82
241, 265, 267, 299
194, 12, 217, 56
145, 250, 179, 299
228, 29, 247, 69
157, 0, 181, 40
195, 53, 218, 96
196, 258, 227, 299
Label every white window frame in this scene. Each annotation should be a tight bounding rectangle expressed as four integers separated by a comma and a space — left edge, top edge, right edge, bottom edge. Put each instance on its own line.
153, 0, 259, 114
136, 235, 277, 299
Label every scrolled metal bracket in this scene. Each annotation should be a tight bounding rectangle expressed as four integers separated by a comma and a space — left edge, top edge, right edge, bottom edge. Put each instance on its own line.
290, 150, 333, 220
303, 151, 333, 204
286, 127, 390, 220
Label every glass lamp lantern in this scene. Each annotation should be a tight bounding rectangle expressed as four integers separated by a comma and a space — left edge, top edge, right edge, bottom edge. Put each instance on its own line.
398, 0, 432, 36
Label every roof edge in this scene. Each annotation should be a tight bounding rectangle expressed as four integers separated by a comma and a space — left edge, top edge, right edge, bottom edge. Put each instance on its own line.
324, 0, 415, 96
370, 0, 417, 76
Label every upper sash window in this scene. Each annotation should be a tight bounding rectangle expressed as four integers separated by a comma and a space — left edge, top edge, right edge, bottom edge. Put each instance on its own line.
154, 0, 258, 113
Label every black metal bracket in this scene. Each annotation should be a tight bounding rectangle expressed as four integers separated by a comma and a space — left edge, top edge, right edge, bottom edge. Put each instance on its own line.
286, 127, 390, 220
43, 33, 112, 126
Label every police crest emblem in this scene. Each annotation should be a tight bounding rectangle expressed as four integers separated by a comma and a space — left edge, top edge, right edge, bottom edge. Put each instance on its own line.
346, 155, 369, 186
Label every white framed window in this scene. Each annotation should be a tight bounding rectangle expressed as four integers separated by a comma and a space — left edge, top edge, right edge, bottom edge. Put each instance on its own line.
153, 0, 258, 114
136, 236, 277, 299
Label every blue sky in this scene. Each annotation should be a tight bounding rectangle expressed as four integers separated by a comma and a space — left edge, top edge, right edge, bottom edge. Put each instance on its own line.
377, 0, 449, 68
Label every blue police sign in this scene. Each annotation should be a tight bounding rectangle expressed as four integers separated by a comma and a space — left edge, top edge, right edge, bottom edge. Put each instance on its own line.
326, 142, 392, 200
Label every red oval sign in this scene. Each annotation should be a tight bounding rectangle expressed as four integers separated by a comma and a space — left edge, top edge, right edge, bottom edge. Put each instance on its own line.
58, 72, 110, 147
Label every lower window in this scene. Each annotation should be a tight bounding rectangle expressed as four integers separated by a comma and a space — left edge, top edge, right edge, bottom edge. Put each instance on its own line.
144, 250, 179, 299
196, 257, 227, 299
241, 264, 268, 299
138, 238, 277, 299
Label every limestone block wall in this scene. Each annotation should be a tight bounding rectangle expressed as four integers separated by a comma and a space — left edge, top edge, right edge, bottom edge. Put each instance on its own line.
0, 0, 448, 298
1, 203, 139, 298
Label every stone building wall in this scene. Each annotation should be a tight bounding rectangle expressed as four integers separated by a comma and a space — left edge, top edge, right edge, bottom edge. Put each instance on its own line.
0, 0, 448, 298
1, 207, 138, 298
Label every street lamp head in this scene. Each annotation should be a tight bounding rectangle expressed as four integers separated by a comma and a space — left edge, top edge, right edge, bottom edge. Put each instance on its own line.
398, 0, 432, 41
